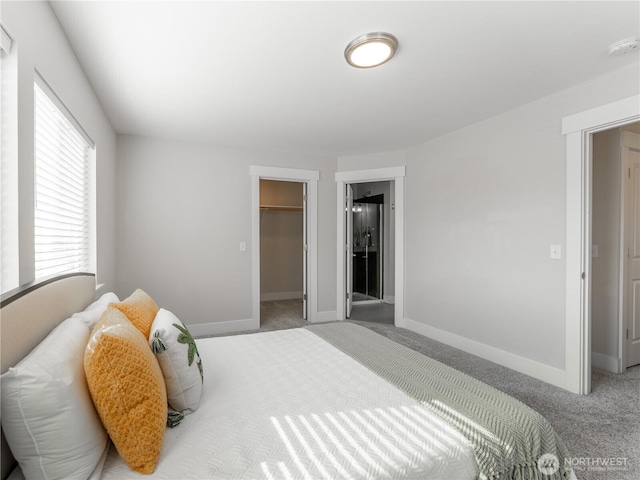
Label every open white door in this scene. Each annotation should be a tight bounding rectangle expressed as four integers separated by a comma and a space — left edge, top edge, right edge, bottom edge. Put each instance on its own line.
625, 148, 640, 367
303, 183, 308, 320
346, 184, 353, 318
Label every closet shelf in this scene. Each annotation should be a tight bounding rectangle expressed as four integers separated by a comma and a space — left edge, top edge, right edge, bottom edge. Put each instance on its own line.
260, 204, 303, 212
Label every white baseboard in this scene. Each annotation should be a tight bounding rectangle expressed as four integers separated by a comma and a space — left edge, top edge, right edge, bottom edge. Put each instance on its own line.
404, 317, 566, 389
591, 351, 622, 373
316, 310, 337, 323
383, 295, 395, 304
260, 291, 302, 302
190, 318, 257, 338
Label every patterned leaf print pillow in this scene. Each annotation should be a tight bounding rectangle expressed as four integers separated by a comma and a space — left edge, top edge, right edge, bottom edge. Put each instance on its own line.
149, 309, 203, 414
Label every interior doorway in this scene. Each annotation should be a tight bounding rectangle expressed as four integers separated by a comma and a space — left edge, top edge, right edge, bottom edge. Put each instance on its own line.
347, 181, 394, 324
335, 166, 405, 327
250, 165, 319, 330
563, 94, 639, 395
259, 180, 306, 328
591, 124, 640, 374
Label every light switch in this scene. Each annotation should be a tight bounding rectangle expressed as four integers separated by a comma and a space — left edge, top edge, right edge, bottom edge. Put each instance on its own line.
550, 245, 561, 260
239, 242, 247, 252
592, 245, 599, 258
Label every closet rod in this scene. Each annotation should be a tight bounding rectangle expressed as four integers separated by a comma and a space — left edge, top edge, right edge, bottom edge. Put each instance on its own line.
260, 204, 303, 212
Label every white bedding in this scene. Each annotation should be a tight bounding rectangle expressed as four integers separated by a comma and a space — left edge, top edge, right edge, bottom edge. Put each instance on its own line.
98, 328, 477, 479
7, 327, 477, 479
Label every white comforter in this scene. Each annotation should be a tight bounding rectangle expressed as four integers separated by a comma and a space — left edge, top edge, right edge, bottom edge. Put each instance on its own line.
97, 328, 478, 479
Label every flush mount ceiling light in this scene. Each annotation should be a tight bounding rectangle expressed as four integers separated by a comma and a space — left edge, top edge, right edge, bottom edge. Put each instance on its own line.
344, 32, 398, 68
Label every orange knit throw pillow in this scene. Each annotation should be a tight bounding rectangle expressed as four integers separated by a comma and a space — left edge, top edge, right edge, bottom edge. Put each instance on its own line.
85, 307, 167, 474
110, 289, 159, 339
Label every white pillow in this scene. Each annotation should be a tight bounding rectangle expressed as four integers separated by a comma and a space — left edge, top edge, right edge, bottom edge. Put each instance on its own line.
1, 317, 109, 480
72, 291, 119, 329
149, 309, 203, 414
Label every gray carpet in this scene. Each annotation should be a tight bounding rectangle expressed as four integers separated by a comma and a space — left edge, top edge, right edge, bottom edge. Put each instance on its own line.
259, 299, 306, 330
202, 316, 640, 480
259, 299, 395, 327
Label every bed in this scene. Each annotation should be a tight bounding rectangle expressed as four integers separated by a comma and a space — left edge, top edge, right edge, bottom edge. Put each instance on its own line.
0, 274, 574, 480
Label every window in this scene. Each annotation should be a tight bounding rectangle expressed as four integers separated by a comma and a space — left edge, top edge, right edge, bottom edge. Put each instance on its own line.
34, 78, 95, 280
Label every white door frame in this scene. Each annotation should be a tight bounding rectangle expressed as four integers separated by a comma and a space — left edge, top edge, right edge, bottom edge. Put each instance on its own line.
250, 165, 320, 328
335, 166, 405, 327
562, 95, 640, 394
346, 184, 353, 318
302, 182, 308, 320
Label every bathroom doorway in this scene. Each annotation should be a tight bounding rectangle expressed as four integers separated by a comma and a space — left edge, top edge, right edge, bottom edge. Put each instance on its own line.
348, 181, 394, 324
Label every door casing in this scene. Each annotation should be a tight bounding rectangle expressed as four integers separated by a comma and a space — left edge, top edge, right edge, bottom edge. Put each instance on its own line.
346, 184, 353, 317
335, 167, 405, 326
563, 95, 640, 394
250, 166, 319, 328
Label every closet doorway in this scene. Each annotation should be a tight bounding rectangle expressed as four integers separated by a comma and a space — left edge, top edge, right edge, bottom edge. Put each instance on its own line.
250, 164, 319, 329
259, 180, 307, 326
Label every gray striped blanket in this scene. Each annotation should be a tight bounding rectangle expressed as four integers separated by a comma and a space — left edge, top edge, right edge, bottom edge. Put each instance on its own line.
306, 322, 571, 480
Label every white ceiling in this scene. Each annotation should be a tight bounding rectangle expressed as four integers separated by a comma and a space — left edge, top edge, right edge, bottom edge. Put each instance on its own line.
50, 1, 640, 156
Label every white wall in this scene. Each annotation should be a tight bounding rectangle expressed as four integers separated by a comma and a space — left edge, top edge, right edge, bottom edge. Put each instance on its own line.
403, 63, 639, 373
339, 150, 407, 171
1, 1, 117, 292
116, 135, 335, 326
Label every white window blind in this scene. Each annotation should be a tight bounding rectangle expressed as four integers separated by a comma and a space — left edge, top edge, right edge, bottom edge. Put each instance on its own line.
34, 82, 93, 279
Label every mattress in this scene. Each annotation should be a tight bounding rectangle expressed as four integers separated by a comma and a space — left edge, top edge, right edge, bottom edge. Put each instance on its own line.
99, 326, 478, 479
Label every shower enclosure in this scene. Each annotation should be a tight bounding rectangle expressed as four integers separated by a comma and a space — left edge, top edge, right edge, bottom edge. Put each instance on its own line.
352, 196, 383, 302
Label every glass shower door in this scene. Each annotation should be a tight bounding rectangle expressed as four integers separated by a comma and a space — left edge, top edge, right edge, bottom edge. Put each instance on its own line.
352, 202, 382, 302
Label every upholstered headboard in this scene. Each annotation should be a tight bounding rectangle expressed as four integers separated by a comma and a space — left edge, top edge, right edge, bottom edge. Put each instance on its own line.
0, 273, 96, 479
